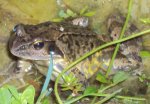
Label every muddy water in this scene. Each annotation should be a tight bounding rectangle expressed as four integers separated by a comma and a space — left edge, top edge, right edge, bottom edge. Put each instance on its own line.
0, 0, 150, 103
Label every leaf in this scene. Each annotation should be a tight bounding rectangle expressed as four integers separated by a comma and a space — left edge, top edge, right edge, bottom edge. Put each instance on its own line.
83, 11, 96, 17
7, 85, 20, 101
66, 9, 77, 17
63, 73, 77, 83
138, 77, 144, 82
0, 87, 11, 104
52, 18, 63, 22
21, 85, 35, 104
62, 74, 71, 82
80, 6, 88, 15
113, 71, 129, 84
140, 18, 150, 24
96, 89, 122, 104
140, 51, 150, 57
58, 10, 69, 18
83, 86, 97, 95
96, 72, 109, 83
41, 98, 50, 104
61, 87, 72, 91
11, 97, 21, 104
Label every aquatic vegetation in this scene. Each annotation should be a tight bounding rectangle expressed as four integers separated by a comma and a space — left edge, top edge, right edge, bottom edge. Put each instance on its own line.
52, 6, 96, 22
140, 51, 150, 58
0, 85, 35, 104
140, 18, 150, 24
61, 73, 83, 93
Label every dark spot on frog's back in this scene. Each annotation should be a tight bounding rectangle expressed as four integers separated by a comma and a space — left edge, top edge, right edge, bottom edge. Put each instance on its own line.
37, 30, 48, 36
28, 26, 38, 32
90, 43, 94, 49
130, 24, 138, 32
95, 39, 102, 46
130, 53, 142, 62
24, 25, 38, 34
24, 22, 51, 34
75, 40, 80, 47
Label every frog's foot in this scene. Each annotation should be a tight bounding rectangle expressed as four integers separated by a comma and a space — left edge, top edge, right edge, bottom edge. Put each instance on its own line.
111, 52, 142, 72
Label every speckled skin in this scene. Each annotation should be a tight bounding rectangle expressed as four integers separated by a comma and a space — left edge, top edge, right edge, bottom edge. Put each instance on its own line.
9, 16, 142, 83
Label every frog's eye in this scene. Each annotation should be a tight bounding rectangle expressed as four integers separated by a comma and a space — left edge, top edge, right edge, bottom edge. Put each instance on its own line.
33, 41, 44, 50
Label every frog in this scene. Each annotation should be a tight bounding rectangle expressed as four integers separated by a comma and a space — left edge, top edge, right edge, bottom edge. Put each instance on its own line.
8, 15, 142, 85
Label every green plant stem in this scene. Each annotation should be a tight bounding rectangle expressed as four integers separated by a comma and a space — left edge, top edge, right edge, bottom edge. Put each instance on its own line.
90, 97, 97, 104
106, 0, 133, 77
95, 89, 122, 104
98, 83, 117, 93
54, 29, 150, 104
91, 81, 124, 104
64, 90, 145, 104
36, 90, 48, 104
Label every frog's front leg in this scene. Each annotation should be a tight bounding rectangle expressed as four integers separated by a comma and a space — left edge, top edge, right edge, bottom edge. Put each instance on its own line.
14, 59, 35, 86
33, 60, 87, 95
0, 61, 17, 86
16, 59, 33, 74
0, 60, 33, 87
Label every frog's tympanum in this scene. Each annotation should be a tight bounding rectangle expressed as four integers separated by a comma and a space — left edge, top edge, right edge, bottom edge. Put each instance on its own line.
9, 15, 142, 84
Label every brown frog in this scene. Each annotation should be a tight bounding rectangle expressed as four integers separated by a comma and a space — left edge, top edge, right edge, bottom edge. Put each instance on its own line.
8, 15, 142, 84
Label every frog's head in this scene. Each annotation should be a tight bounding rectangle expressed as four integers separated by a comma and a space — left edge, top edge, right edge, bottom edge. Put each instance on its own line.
9, 22, 64, 60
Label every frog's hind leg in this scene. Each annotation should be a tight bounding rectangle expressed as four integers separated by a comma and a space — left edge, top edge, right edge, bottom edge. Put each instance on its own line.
112, 53, 139, 71
107, 14, 143, 70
